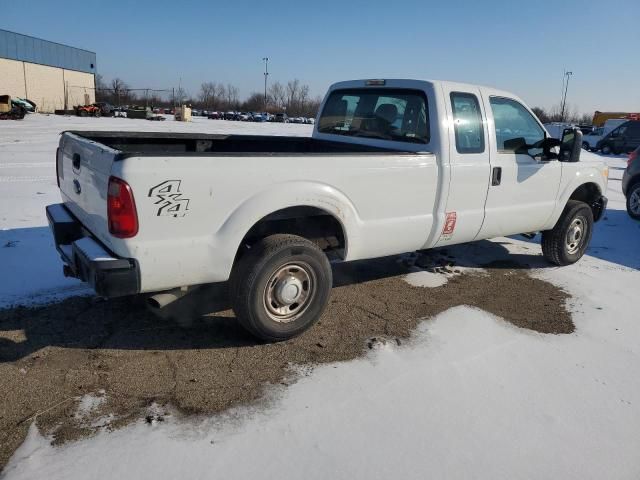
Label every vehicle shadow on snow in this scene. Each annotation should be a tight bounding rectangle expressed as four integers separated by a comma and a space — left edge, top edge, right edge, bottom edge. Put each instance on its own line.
516, 209, 640, 270
0, 237, 571, 363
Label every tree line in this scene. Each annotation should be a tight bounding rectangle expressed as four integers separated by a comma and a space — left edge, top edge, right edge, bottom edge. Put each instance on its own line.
96, 75, 322, 116
530, 103, 593, 125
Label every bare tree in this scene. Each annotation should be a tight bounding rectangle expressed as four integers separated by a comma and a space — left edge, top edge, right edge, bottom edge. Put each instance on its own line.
225, 84, 239, 109
175, 86, 189, 106
242, 92, 266, 112
531, 106, 550, 124
268, 81, 287, 111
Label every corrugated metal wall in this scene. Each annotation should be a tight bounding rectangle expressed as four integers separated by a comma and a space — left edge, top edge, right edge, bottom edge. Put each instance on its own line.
0, 29, 96, 74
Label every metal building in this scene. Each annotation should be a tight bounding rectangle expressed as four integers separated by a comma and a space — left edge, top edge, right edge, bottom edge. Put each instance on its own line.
0, 29, 96, 112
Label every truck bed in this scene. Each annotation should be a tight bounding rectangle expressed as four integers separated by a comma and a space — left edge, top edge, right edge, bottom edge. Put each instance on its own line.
65, 131, 406, 157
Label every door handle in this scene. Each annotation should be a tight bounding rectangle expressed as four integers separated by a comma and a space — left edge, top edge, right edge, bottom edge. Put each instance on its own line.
72, 153, 81, 172
491, 166, 502, 186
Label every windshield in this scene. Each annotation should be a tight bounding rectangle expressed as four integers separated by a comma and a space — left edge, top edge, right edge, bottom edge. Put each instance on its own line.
317, 88, 429, 144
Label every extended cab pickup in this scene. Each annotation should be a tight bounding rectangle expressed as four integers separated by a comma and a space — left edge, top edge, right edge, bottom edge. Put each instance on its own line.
47, 79, 609, 340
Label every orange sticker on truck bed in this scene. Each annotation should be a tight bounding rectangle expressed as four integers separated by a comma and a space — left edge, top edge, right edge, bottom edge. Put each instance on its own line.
442, 212, 457, 236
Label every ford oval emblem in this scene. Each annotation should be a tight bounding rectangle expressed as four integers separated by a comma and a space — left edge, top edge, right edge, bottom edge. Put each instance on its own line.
73, 179, 81, 194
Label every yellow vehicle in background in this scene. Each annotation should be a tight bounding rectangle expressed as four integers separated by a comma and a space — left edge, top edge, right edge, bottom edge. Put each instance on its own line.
592, 111, 640, 127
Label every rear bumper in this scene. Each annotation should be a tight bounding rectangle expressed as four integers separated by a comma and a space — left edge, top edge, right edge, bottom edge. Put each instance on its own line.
46, 203, 140, 298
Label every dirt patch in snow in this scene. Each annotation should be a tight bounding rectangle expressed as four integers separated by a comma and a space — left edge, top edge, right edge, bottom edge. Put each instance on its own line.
0, 244, 571, 470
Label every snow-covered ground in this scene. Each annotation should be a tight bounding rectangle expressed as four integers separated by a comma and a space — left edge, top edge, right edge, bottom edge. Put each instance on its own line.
2, 114, 640, 479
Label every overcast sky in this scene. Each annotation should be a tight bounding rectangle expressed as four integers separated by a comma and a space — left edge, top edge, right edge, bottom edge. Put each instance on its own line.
3, 0, 639, 114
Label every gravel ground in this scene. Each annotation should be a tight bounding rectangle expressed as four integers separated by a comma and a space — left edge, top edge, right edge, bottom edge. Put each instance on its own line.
0, 243, 571, 470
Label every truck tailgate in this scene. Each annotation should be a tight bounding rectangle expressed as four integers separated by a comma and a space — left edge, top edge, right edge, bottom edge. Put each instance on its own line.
57, 132, 118, 248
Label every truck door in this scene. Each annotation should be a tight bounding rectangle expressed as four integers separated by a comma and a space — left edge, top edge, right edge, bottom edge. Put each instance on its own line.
477, 96, 562, 238
434, 86, 491, 246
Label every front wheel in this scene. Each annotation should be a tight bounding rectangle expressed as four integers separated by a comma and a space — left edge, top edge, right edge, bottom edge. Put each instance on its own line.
626, 182, 640, 220
601, 144, 612, 155
541, 200, 594, 266
229, 234, 332, 341
582, 141, 590, 151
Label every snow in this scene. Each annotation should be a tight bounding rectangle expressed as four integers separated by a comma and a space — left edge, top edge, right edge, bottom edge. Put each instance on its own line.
2, 114, 640, 479
74, 392, 107, 421
404, 270, 449, 287
0, 113, 312, 307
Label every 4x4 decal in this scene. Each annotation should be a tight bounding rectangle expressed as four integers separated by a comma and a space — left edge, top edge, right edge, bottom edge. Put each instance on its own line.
148, 180, 190, 217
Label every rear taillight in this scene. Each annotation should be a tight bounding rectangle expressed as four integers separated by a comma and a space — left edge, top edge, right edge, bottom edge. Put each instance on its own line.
108, 176, 138, 238
628, 150, 638, 168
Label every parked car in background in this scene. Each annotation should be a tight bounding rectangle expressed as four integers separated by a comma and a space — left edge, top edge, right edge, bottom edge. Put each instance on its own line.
12, 98, 35, 112
622, 145, 640, 219
582, 126, 604, 151
237, 112, 250, 121
274, 113, 289, 123
208, 111, 221, 119
578, 125, 594, 135
224, 111, 236, 120
597, 120, 640, 155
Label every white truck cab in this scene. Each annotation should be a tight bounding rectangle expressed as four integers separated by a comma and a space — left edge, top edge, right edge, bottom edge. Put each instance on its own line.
46, 78, 609, 340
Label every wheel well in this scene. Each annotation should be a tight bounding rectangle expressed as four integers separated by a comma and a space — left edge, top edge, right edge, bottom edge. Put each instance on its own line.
569, 182, 603, 218
236, 206, 346, 261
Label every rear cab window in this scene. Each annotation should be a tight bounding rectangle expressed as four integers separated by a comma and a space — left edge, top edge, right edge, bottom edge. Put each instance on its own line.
317, 89, 429, 144
450, 92, 484, 153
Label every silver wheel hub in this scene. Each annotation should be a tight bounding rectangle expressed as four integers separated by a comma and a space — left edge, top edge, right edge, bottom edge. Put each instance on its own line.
566, 217, 585, 254
630, 189, 640, 214
275, 276, 303, 304
264, 262, 315, 323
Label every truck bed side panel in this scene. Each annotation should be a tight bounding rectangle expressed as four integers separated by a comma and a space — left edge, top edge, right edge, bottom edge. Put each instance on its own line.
111, 153, 438, 292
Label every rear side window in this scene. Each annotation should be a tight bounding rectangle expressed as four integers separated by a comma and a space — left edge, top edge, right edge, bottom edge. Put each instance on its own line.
451, 92, 484, 153
490, 97, 545, 151
318, 88, 429, 144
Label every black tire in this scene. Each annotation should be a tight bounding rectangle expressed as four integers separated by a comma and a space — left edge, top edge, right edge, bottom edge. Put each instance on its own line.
600, 144, 612, 155
582, 141, 590, 151
541, 200, 594, 266
78, 109, 88, 117
94, 109, 101, 118
229, 234, 332, 341
626, 182, 640, 220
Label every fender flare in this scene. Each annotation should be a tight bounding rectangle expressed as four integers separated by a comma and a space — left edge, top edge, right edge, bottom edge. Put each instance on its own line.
544, 169, 604, 230
213, 181, 361, 276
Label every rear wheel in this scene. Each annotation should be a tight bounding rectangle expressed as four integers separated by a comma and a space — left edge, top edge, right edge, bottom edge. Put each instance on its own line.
78, 109, 88, 117
541, 200, 593, 266
94, 109, 101, 118
582, 141, 590, 151
627, 182, 640, 220
601, 144, 612, 155
229, 234, 332, 341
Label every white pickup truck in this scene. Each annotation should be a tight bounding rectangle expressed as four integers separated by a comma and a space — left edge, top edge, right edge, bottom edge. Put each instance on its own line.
47, 79, 609, 340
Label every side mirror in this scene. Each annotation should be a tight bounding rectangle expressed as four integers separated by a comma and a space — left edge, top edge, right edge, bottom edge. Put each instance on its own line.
559, 128, 583, 162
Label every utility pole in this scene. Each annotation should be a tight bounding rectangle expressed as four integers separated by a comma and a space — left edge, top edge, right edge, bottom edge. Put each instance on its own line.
263, 57, 269, 111
560, 70, 573, 123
